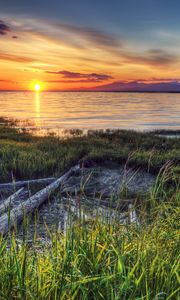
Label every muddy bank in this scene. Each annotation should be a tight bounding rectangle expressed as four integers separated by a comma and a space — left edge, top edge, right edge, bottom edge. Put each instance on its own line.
61, 160, 155, 198
0, 161, 155, 239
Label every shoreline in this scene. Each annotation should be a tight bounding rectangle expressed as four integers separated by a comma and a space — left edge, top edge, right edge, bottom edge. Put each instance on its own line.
1, 117, 180, 138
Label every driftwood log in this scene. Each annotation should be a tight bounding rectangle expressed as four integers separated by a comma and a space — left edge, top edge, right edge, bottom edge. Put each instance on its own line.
0, 187, 24, 215
128, 204, 140, 225
0, 177, 56, 190
61, 196, 133, 211
0, 165, 79, 235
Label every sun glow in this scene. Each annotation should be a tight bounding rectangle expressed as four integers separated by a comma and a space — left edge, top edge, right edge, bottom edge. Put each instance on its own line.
34, 83, 41, 91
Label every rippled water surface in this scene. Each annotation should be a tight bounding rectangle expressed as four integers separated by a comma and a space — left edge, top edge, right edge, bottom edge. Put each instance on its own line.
0, 91, 179, 130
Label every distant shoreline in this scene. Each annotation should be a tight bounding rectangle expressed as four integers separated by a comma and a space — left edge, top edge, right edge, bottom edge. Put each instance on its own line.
1, 90, 180, 93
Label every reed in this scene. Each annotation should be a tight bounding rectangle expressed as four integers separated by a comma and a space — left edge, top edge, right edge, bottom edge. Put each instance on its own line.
0, 187, 179, 299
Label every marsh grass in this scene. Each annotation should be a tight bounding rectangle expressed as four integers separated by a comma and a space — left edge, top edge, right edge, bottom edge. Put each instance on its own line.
0, 118, 179, 299
0, 186, 179, 300
0, 117, 179, 183
0, 164, 179, 300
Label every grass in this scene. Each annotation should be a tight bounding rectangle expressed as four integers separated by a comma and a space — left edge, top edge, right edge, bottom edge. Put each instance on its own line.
0, 190, 179, 300
0, 117, 179, 183
0, 118, 179, 299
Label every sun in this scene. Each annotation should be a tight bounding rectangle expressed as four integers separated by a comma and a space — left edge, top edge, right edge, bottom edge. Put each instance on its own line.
34, 83, 41, 91
30, 81, 44, 91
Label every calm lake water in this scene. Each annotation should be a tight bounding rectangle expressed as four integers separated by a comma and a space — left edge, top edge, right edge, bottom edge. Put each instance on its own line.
0, 91, 180, 131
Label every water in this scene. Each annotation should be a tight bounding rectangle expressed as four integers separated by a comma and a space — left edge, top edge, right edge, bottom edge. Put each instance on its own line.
0, 91, 180, 130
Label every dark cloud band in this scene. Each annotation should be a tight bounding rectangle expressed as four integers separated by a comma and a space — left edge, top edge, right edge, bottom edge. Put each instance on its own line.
0, 20, 10, 35
46, 70, 113, 82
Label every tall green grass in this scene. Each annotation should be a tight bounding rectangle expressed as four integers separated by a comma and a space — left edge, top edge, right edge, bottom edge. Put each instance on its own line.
0, 182, 179, 300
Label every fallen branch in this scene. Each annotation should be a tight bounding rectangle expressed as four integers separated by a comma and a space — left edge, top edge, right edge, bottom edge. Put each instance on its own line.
0, 187, 24, 216
60, 195, 133, 210
0, 177, 56, 190
0, 165, 80, 235
128, 204, 140, 225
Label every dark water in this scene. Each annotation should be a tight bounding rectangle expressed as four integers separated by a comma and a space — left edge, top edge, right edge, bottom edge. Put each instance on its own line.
0, 91, 180, 130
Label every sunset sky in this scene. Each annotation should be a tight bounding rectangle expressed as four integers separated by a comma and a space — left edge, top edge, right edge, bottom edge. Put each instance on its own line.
1, 0, 180, 91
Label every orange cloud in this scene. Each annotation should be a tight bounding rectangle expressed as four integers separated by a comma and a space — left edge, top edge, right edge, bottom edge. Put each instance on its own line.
0, 17, 180, 90
0, 53, 36, 63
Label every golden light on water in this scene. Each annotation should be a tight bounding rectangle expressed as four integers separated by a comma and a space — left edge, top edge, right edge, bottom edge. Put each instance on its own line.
35, 92, 40, 115
35, 89, 41, 126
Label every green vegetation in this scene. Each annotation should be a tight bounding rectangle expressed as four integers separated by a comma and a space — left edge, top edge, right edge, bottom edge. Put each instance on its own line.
0, 118, 179, 299
0, 188, 179, 300
0, 117, 179, 182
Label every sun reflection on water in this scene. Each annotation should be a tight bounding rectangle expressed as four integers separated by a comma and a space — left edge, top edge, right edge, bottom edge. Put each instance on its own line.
35, 91, 41, 126
0, 92, 180, 131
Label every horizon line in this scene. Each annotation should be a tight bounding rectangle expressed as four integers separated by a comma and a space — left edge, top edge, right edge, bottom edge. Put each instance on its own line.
1, 90, 180, 93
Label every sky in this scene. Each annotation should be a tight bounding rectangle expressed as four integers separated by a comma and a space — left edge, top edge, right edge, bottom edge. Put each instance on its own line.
1, 0, 180, 91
